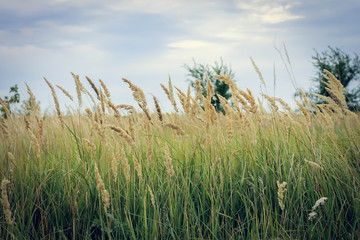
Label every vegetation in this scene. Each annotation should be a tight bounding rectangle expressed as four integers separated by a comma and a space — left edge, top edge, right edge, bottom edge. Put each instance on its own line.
0, 85, 20, 119
0, 71, 360, 239
310, 46, 360, 111
184, 59, 234, 112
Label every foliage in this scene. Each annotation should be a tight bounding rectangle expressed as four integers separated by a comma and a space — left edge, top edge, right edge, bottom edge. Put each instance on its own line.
0, 85, 20, 118
184, 58, 235, 112
1, 73, 360, 239
311, 46, 360, 111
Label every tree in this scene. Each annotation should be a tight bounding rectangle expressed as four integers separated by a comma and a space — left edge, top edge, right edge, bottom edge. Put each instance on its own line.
310, 46, 360, 111
184, 58, 235, 112
0, 85, 20, 118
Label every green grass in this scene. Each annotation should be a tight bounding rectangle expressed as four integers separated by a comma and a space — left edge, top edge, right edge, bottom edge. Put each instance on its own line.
1, 74, 360, 239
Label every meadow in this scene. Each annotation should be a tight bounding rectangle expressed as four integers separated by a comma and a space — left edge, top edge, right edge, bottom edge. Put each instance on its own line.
0, 70, 359, 239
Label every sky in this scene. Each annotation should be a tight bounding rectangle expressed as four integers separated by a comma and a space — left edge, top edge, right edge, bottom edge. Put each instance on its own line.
0, 0, 360, 113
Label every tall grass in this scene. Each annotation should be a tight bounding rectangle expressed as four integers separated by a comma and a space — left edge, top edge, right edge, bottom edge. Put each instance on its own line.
0, 70, 359, 239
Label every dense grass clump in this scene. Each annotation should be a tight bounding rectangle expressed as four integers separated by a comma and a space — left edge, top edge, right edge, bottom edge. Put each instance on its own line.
1, 71, 360, 239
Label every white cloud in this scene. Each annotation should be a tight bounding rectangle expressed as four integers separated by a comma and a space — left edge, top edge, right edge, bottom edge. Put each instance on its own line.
236, 0, 303, 24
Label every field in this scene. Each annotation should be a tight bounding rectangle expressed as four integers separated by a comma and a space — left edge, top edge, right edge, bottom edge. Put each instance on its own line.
1, 71, 360, 239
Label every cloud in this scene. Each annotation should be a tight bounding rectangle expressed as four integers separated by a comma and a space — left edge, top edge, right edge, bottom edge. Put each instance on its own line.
235, 0, 303, 24
1, 0, 360, 112
167, 40, 214, 49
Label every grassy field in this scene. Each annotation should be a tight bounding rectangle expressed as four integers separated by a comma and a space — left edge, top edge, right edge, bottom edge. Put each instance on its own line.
1, 71, 360, 239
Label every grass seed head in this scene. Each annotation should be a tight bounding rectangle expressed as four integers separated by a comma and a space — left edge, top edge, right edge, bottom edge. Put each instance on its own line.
1, 179, 13, 225
277, 180, 287, 211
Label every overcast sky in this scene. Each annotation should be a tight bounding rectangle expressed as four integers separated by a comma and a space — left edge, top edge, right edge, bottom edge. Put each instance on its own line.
1, 0, 359, 112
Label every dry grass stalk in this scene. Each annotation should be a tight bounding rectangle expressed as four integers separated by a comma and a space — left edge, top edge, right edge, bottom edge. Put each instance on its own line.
258, 98, 266, 115
279, 111, 291, 119
82, 88, 96, 106
71, 72, 83, 106
128, 116, 136, 141
250, 57, 266, 86
117, 104, 135, 112
322, 69, 347, 109
144, 120, 153, 163
233, 93, 248, 109
313, 95, 341, 115
8, 152, 15, 163
28, 129, 41, 158
99, 79, 110, 98
167, 76, 178, 112
56, 85, 74, 101
24, 115, 31, 131
160, 83, 170, 96
160, 76, 178, 112
0, 98, 11, 118
299, 89, 311, 110
317, 105, 334, 127
21, 101, 31, 113
85, 76, 100, 99
85, 108, 93, 120
122, 78, 152, 122
147, 185, 156, 207
217, 94, 234, 116
190, 96, 203, 115
94, 107, 100, 123
164, 144, 175, 177
195, 115, 206, 124
275, 97, 292, 112
99, 89, 106, 116
262, 94, 279, 112
107, 100, 121, 120
6, 153, 14, 190
133, 155, 143, 181
25, 83, 40, 113
108, 125, 136, 148
111, 151, 119, 181
202, 96, 217, 127
237, 90, 255, 113
195, 79, 202, 100
44, 77, 65, 128
37, 117, 44, 143
83, 138, 96, 152
226, 116, 233, 141
1, 178, 13, 225
139, 104, 152, 123
0, 120, 9, 139
163, 123, 185, 136
213, 74, 238, 100
185, 86, 191, 114
153, 96, 163, 122
326, 87, 344, 109
206, 74, 215, 101
94, 166, 110, 211
233, 104, 244, 119
175, 86, 188, 114
304, 159, 324, 171
277, 180, 287, 211
295, 99, 310, 123
93, 121, 106, 142
311, 102, 327, 124
245, 89, 258, 113
344, 109, 360, 126
122, 78, 147, 108
120, 149, 131, 182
